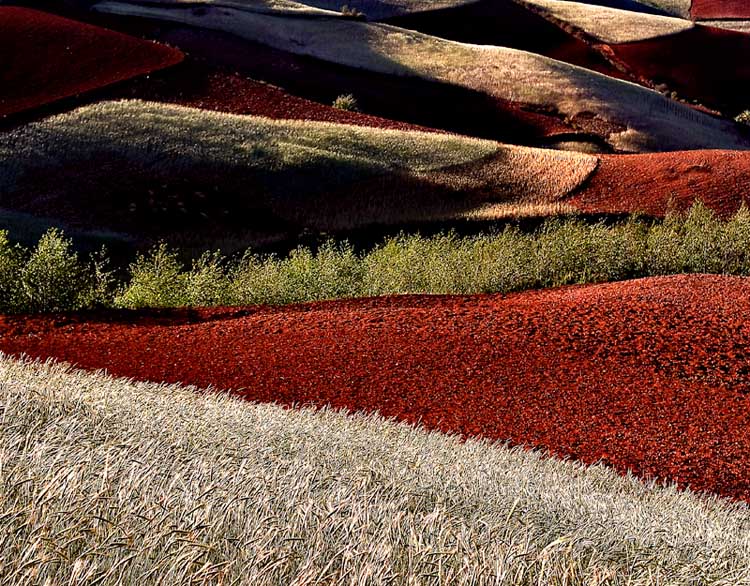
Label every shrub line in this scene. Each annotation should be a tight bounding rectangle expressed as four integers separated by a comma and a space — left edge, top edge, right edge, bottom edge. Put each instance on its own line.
3, 203, 750, 313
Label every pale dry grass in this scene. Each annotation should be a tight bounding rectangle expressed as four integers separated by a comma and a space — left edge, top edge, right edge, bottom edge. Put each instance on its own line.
92, 0, 750, 153
3, 354, 750, 584
426, 145, 598, 205
518, 0, 693, 43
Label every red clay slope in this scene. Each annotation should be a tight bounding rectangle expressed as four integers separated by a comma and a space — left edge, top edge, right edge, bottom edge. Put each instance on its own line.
691, 0, 750, 19
86, 20, 575, 145
3, 275, 750, 502
611, 24, 750, 115
571, 150, 750, 217
0, 7, 183, 118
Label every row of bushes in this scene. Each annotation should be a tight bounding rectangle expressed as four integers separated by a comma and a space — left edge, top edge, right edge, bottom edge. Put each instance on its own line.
3, 203, 750, 313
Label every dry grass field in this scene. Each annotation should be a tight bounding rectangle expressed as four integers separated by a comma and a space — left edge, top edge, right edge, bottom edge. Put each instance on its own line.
634, 0, 691, 17
4, 354, 750, 585
517, 0, 694, 43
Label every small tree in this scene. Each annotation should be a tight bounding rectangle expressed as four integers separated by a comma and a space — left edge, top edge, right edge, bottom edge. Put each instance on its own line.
332, 94, 359, 112
20, 228, 90, 312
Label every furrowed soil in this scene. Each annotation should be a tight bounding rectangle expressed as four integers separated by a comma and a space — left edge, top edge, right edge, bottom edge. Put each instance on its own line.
0, 7, 182, 118
691, 0, 750, 19
3, 275, 750, 502
570, 150, 750, 216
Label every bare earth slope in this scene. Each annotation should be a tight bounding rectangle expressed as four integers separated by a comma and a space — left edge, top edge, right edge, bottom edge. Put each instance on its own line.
0, 7, 183, 118
571, 150, 750, 216
4, 275, 750, 502
692, 0, 750, 19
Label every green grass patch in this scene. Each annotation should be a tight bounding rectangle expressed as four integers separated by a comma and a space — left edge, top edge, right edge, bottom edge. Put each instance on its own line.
3, 203, 750, 313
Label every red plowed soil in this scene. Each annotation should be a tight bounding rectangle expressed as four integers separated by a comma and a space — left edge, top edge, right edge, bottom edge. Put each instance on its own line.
0, 7, 183, 118
571, 150, 750, 217
4, 275, 750, 501
692, 0, 750, 19
110, 60, 439, 132
612, 25, 750, 114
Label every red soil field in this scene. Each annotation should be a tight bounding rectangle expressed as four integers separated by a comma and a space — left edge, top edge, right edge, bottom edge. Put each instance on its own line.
570, 150, 750, 216
0, 7, 183, 118
108, 59, 440, 132
383, 0, 630, 81
4, 275, 750, 502
612, 25, 750, 114
691, 0, 750, 19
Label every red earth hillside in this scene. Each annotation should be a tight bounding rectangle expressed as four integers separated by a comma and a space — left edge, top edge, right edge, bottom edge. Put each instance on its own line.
691, 0, 750, 19
3, 275, 750, 502
0, 7, 183, 118
611, 24, 750, 115
108, 59, 441, 132
570, 150, 750, 217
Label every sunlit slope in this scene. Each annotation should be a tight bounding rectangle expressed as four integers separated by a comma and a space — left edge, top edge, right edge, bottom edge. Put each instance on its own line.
92, 0, 750, 152
0, 100, 597, 245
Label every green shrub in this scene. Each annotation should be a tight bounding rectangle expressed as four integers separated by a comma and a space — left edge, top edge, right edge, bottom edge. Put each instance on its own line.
115, 243, 187, 309
0, 230, 24, 313
18, 229, 93, 312
185, 251, 231, 307
332, 94, 359, 112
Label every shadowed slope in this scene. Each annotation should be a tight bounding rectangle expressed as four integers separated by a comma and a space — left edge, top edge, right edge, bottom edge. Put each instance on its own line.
0, 101, 596, 248
383, 0, 628, 80
0, 7, 183, 118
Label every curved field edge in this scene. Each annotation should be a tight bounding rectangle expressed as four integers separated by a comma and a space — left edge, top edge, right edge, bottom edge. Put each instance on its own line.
2, 355, 750, 585
91, 0, 750, 153
635, 0, 691, 18
0, 7, 183, 118
517, 0, 694, 43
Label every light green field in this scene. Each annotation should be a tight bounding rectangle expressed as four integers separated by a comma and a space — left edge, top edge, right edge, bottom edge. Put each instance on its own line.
92, 0, 750, 153
0, 100, 597, 247
3, 354, 750, 585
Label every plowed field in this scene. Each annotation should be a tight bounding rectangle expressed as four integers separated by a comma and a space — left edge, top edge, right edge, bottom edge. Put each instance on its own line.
3, 275, 750, 501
